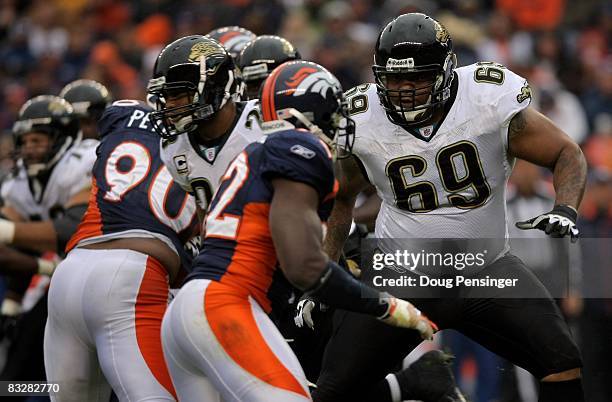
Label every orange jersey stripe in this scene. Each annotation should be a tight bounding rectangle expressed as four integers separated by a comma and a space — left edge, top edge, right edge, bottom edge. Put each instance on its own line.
135, 256, 177, 399
65, 178, 103, 253
204, 281, 309, 398
323, 179, 339, 203
218, 202, 277, 312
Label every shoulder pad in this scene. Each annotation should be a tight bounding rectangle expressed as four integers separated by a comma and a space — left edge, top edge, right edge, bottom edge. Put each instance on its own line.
99, 100, 154, 139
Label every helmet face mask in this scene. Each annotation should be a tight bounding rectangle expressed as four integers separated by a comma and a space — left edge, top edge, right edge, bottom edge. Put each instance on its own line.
147, 36, 237, 138
373, 13, 456, 127
259, 61, 355, 159
12, 95, 79, 178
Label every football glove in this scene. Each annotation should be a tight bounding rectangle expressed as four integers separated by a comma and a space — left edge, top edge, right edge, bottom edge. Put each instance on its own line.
515, 204, 579, 242
294, 297, 316, 330
346, 259, 361, 278
294, 296, 327, 330
0, 299, 21, 343
379, 296, 438, 340
184, 235, 202, 258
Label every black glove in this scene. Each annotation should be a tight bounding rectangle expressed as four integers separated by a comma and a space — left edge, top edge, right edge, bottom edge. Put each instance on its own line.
516, 204, 579, 242
184, 235, 202, 258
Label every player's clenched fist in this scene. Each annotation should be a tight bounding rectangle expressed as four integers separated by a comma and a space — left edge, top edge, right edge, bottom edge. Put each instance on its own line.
378, 296, 437, 340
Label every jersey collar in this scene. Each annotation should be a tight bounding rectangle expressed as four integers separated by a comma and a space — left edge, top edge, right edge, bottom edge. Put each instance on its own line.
400, 71, 459, 143
188, 102, 246, 165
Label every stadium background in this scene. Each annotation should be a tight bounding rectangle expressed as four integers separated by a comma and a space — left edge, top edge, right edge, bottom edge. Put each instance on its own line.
0, 0, 609, 401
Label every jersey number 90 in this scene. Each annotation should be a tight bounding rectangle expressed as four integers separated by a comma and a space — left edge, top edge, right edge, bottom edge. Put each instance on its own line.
103, 141, 195, 232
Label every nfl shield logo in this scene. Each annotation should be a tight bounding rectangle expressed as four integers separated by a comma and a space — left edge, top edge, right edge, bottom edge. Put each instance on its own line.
204, 147, 216, 162
419, 125, 434, 138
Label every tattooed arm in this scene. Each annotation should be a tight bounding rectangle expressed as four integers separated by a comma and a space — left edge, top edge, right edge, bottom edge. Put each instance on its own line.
323, 156, 373, 261
508, 107, 587, 208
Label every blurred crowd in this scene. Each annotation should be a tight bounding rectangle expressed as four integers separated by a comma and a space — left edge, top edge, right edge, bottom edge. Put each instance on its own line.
0, 0, 609, 170
0, 1, 610, 401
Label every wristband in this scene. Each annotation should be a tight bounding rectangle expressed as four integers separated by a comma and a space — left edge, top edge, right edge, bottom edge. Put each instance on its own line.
0, 219, 15, 244
1, 298, 21, 316
37, 258, 56, 276
552, 204, 578, 222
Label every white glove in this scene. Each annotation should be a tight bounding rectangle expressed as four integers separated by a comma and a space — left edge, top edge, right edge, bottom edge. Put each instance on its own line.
294, 298, 316, 330
379, 297, 437, 340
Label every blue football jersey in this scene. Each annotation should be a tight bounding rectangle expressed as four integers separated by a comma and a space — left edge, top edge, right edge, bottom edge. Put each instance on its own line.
67, 100, 198, 268
187, 129, 337, 313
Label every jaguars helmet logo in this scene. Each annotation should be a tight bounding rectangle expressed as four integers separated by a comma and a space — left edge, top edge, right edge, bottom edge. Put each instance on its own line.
434, 21, 450, 43
517, 83, 532, 103
280, 37, 296, 56
48, 100, 68, 115
188, 42, 225, 75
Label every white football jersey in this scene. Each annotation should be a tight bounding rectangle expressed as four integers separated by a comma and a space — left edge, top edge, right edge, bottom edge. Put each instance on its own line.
1, 137, 97, 220
160, 100, 264, 209
348, 62, 532, 262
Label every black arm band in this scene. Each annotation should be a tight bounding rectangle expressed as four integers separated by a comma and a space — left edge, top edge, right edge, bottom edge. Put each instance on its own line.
52, 204, 88, 255
305, 260, 388, 318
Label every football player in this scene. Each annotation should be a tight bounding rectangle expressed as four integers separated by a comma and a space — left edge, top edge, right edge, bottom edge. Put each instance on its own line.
44, 99, 198, 402
147, 35, 266, 218
161, 60, 435, 402
0, 95, 96, 385
237, 35, 301, 100
315, 13, 586, 402
59, 79, 113, 140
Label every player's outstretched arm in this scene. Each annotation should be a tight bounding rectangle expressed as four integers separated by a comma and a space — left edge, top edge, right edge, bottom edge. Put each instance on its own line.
0, 187, 90, 254
0, 245, 59, 277
323, 156, 372, 261
509, 107, 587, 241
269, 178, 436, 339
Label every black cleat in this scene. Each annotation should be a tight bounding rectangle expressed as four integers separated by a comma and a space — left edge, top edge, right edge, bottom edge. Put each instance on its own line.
394, 350, 467, 402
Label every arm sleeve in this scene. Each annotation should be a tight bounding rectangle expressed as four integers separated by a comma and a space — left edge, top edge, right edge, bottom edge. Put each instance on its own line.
260, 133, 335, 201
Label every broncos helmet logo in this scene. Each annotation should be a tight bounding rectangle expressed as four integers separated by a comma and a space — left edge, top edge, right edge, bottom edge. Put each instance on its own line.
285, 68, 340, 98
218, 32, 252, 54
